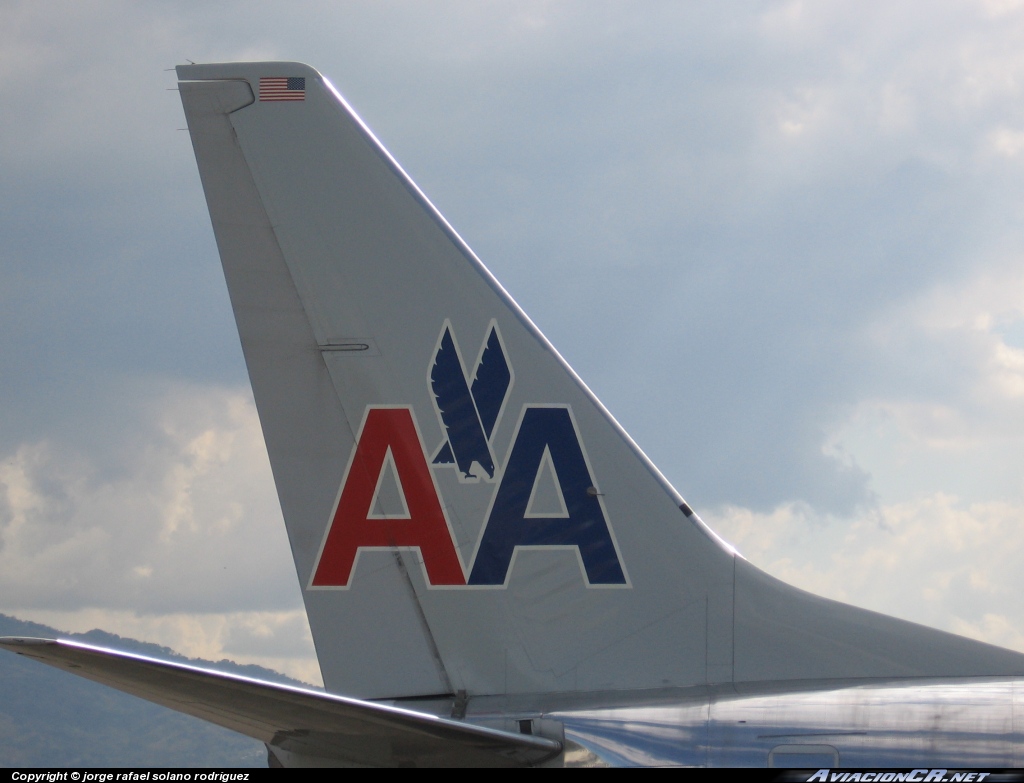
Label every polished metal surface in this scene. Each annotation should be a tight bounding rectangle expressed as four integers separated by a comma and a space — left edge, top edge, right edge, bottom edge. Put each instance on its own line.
541, 679, 1023, 767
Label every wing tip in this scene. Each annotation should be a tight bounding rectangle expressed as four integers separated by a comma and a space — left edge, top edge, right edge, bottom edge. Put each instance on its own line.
0, 636, 64, 655
0, 635, 60, 645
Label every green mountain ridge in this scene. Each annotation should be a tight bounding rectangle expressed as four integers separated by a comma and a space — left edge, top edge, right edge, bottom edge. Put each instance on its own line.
0, 613, 310, 767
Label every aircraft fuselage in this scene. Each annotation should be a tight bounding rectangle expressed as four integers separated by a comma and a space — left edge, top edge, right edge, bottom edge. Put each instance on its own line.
413, 678, 1023, 767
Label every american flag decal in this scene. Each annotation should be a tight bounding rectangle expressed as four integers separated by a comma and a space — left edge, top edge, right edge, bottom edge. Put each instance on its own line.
259, 77, 306, 102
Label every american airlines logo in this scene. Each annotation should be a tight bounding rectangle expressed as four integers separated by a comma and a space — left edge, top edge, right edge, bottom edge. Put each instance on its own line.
309, 320, 629, 589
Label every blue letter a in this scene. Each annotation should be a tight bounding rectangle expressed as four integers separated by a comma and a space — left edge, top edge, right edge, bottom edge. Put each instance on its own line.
468, 406, 627, 586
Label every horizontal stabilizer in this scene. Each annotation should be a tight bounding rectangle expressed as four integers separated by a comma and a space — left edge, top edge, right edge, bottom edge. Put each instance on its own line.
0, 637, 560, 767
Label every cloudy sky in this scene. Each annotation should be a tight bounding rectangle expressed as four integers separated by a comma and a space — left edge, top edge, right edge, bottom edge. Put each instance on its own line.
3, 0, 1024, 687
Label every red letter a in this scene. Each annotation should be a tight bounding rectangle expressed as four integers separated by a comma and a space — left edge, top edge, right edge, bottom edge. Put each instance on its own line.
311, 407, 465, 586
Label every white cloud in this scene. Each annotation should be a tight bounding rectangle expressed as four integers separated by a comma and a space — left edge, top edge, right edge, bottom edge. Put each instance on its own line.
980, 0, 1024, 17
988, 127, 1024, 158
0, 383, 299, 613
822, 265, 1024, 505
708, 494, 1024, 651
0, 383, 318, 680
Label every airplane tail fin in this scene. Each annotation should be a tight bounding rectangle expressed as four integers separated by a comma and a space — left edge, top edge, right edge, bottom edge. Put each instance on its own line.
177, 62, 1024, 700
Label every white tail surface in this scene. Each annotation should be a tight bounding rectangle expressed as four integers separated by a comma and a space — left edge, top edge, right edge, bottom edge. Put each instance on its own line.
178, 62, 1024, 700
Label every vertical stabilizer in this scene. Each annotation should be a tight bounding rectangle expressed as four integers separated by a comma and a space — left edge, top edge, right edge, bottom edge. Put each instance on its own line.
178, 62, 1024, 700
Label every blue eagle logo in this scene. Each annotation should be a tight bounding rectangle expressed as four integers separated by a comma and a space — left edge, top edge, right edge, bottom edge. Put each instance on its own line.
429, 320, 511, 481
